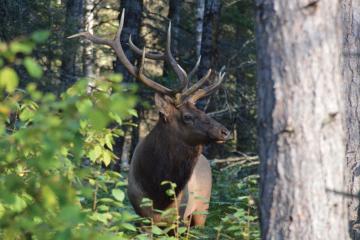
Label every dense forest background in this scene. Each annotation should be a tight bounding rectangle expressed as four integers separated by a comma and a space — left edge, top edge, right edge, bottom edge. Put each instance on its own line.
0, 0, 256, 161
0, 0, 260, 239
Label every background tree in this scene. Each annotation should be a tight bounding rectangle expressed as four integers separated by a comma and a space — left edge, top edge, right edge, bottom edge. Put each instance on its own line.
342, 1, 360, 239
112, 0, 143, 169
83, 0, 95, 78
60, 0, 83, 92
256, 1, 348, 239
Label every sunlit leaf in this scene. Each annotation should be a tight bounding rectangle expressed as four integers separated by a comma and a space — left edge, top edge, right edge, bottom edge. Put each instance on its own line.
23, 57, 43, 78
10, 41, 33, 54
0, 67, 19, 93
103, 150, 112, 166
112, 189, 125, 202
152, 225, 164, 235
121, 223, 137, 232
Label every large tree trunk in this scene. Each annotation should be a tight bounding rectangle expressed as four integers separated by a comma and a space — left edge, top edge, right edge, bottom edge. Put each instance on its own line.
342, 1, 360, 239
256, 1, 348, 239
60, 0, 83, 91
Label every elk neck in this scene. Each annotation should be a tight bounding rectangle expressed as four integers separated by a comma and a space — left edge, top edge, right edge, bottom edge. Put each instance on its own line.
134, 119, 203, 210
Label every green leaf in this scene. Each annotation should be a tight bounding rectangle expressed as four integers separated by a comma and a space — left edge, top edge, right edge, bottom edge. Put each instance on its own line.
178, 226, 187, 234
105, 133, 113, 150
88, 145, 102, 161
31, 31, 50, 43
9, 195, 27, 213
23, 57, 43, 78
88, 110, 108, 130
152, 225, 164, 235
112, 189, 125, 202
128, 109, 138, 117
10, 41, 33, 54
19, 108, 35, 121
121, 223, 137, 232
102, 150, 112, 166
0, 67, 19, 93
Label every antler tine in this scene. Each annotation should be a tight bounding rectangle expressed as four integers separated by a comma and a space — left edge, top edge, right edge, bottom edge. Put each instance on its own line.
129, 35, 165, 60
187, 56, 202, 83
180, 68, 211, 102
188, 66, 226, 104
138, 48, 173, 95
68, 8, 174, 96
166, 22, 188, 92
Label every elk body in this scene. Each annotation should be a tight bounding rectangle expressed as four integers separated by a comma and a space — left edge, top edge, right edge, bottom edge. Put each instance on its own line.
70, 9, 230, 227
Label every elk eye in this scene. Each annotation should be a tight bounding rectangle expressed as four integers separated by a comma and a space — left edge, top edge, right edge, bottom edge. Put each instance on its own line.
183, 114, 193, 122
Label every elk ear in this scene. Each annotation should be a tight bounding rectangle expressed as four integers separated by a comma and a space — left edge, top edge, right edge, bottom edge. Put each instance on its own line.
155, 93, 173, 120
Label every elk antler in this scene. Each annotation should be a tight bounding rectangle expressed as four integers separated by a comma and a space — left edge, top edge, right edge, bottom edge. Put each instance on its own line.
68, 9, 174, 96
187, 66, 226, 104
68, 9, 226, 106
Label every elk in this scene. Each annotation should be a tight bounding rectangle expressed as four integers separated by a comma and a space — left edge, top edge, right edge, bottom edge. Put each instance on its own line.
69, 9, 230, 227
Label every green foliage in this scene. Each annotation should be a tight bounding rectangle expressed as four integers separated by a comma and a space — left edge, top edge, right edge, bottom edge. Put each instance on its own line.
205, 162, 260, 240
0, 37, 139, 239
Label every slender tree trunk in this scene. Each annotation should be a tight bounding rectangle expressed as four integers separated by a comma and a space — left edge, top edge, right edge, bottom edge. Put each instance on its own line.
115, 0, 142, 79
198, 0, 221, 79
83, 0, 95, 78
163, 0, 181, 79
60, 0, 83, 91
342, 1, 360, 239
113, 0, 143, 168
198, 0, 222, 158
256, 1, 348, 239
195, 0, 205, 59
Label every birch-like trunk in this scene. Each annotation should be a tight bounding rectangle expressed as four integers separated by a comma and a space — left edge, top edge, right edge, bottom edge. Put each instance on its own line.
83, 0, 95, 78
195, 0, 205, 59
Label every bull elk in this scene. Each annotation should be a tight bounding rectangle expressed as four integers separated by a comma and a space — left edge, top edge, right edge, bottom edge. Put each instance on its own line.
69, 9, 230, 227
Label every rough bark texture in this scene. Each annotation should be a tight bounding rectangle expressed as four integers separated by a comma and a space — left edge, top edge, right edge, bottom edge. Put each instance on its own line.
60, 0, 83, 91
256, 1, 348, 239
342, 1, 360, 239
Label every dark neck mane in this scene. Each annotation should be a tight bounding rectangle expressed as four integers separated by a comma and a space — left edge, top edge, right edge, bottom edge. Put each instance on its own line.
135, 121, 202, 210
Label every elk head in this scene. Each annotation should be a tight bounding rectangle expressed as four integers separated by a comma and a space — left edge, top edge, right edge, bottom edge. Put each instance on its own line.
68, 9, 230, 145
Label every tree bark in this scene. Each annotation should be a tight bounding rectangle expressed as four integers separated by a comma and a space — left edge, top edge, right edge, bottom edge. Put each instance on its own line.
195, 0, 205, 59
197, 0, 222, 158
113, 0, 143, 168
60, 0, 83, 91
83, 0, 95, 78
341, 1, 360, 239
115, 0, 142, 79
163, 0, 181, 79
256, 1, 348, 239
198, 0, 221, 79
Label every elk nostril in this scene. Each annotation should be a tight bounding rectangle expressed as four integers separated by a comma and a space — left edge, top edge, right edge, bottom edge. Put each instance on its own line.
221, 128, 230, 138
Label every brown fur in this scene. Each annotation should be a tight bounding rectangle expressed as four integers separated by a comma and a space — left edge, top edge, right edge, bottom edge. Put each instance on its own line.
127, 95, 229, 226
